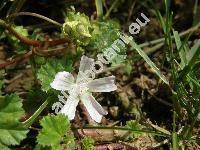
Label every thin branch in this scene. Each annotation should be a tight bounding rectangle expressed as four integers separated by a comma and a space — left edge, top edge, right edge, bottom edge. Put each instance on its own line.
7, 12, 62, 27
0, 50, 33, 69
0, 19, 41, 46
0, 45, 68, 69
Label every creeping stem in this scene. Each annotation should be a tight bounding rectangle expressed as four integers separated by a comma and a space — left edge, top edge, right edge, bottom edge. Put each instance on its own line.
7, 12, 62, 27
0, 19, 41, 46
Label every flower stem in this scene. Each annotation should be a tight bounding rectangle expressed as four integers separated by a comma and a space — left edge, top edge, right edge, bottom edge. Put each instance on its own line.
23, 99, 49, 128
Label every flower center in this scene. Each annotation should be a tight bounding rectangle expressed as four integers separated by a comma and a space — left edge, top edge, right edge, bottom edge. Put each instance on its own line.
78, 83, 88, 94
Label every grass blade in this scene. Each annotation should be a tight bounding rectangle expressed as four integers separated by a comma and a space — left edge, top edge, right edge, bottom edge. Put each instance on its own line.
130, 40, 169, 85
7, 0, 27, 17
179, 39, 200, 79
95, 0, 103, 20
173, 30, 187, 67
187, 39, 200, 65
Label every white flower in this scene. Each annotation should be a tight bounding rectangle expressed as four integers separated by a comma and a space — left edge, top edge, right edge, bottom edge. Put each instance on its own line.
50, 56, 117, 123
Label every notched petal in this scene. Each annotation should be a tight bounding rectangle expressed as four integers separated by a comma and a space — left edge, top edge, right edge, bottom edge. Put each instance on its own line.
79, 55, 94, 72
90, 96, 108, 116
59, 94, 79, 120
87, 76, 117, 92
50, 71, 74, 91
81, 93, 107, 123
77, 55, 95, 83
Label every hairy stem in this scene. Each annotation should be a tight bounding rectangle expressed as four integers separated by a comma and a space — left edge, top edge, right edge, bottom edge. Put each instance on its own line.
0, 19, 41, 46
0, 50, 33, 69
7, 12, 62, 27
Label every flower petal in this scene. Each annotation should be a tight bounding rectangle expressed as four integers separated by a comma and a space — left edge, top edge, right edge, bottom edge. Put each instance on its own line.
59, 94, 79, 120
77, 55, 94, 83
81, 92, 107, 123
87, 76, 117, 92
90, 96, 108, 116
50, 71, 74, 91
79, 55, 94, 73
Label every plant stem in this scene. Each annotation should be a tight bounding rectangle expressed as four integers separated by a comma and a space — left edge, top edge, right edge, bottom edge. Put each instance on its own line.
23, 99, 48, 128
7, 12, 62, 27
95, 0, 103, 20
138, 22, 200, 48
172, 111, 179, 150
0, 50, 33, 69
80, 126, 171, 137
105, 0, 119, 19
0, 19, 41, 46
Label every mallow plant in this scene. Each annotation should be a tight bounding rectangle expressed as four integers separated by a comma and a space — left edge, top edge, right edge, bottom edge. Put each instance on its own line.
0, 0, 199, 149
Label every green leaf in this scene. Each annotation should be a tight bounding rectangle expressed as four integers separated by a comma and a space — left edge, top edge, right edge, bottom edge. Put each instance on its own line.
8, 26, 29, 55
0, 80, 4, 95
10, 26, 28, 41
37, 58, 73, 92
0, 94, 28, 146
62, 134, 75, 150
178, 39, 200, 82
186, 39, 200, 66
34, 144, 50, 150
126, 120, 145, 138
123, 61, 132, 75
156, 10, 166, 34
0, 143, 10, 150
88, 20, 127, 64
81, 137, 94, 150
89, 20, 121, 52
130, 40, 169, 85
37, 114, 71, 150
193, 2, 200, 25
173, 30, 187, 67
